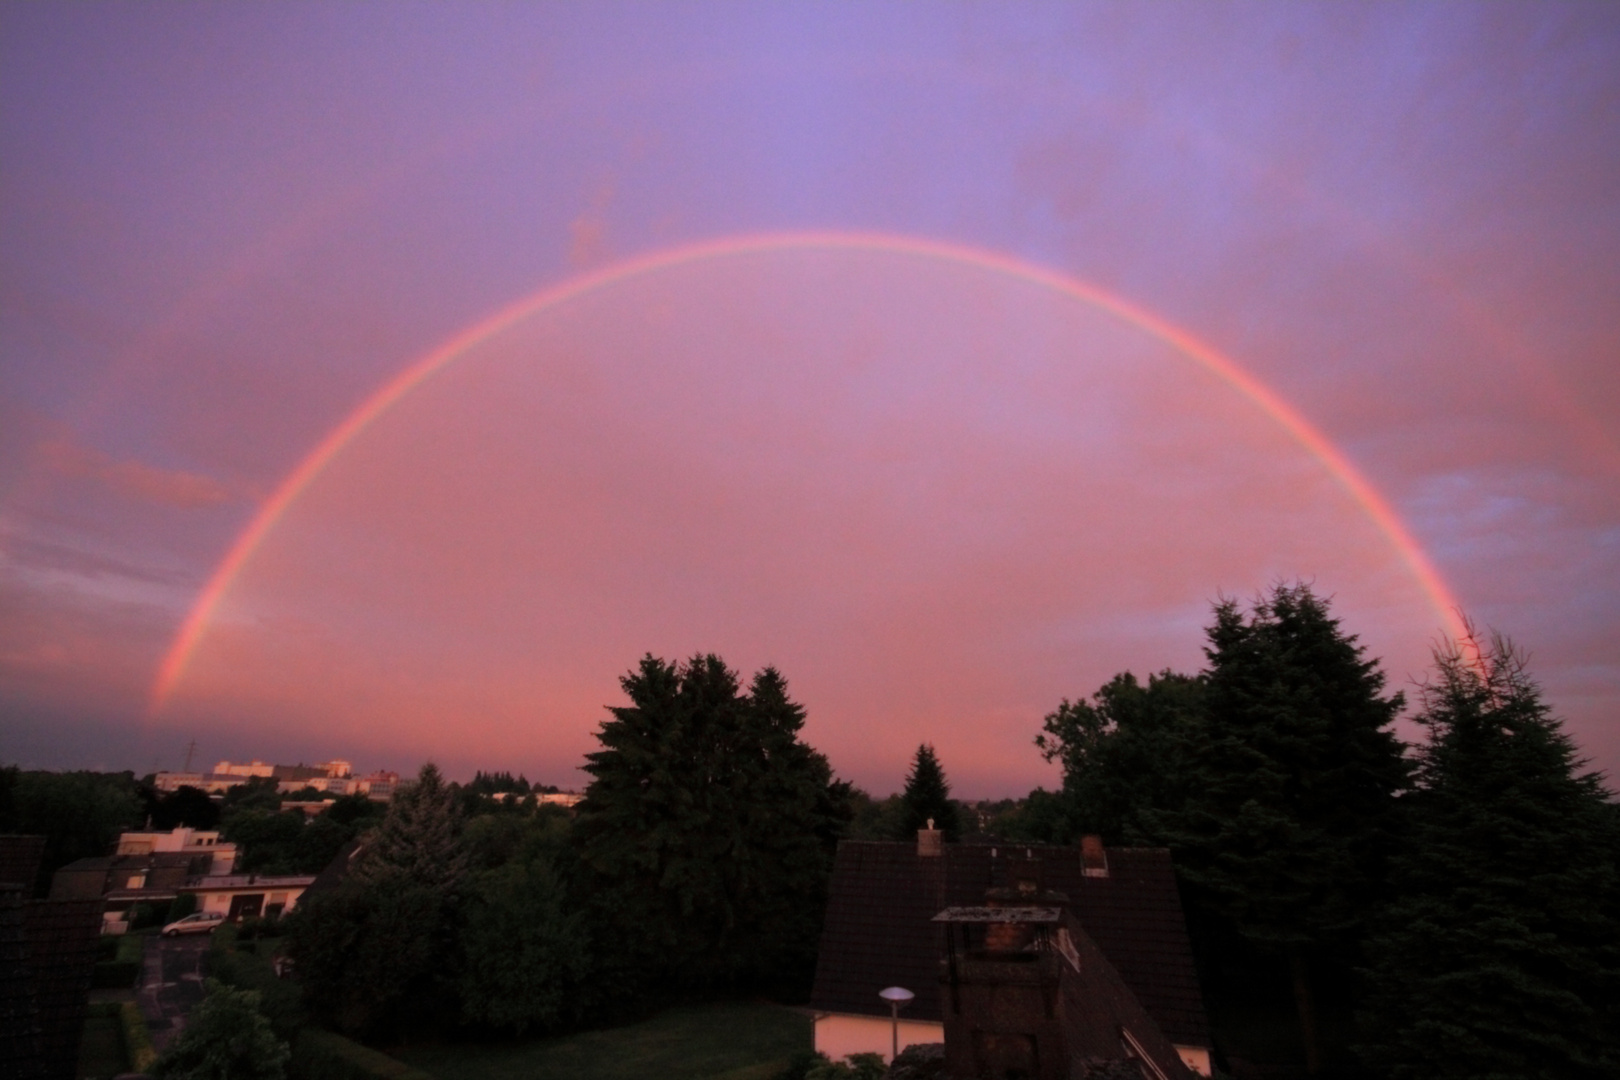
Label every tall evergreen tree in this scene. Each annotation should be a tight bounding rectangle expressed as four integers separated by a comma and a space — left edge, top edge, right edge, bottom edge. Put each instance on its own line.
898, 744, 960, 840
293, 761, 469, 1039
1159, 584, 1410, 1073
1358, 633, 1620, 1079
570, 654, 846, 998
352, 761, 468, 895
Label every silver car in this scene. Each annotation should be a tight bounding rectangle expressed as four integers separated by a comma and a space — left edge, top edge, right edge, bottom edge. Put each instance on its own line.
161, 911, 225, 937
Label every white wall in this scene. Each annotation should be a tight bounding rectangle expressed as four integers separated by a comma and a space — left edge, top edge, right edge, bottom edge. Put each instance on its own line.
812, 1013, 944, 1064
1175, 1045, 1212, 1077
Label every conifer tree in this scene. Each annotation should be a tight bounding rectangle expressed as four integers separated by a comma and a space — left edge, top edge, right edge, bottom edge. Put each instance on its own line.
352, 761, 468, 895
899, 744, 960, 840
570, 654, 845, 997
1159, 584, 1410, 1073
1358, 633, 1620, 1079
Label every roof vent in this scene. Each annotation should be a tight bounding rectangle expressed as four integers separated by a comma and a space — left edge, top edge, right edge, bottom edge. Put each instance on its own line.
1081, 835, 1109, 878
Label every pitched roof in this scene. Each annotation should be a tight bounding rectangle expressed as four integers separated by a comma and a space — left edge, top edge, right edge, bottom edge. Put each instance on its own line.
0, 836, 46, 894
810, 840, 1211, 1048
0, 886, 45, 1080
22, 898, 101, 1080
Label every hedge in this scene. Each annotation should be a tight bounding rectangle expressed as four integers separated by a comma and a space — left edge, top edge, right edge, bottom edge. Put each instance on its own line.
290, 1029, 436, 1080
120, 999, 158, 1073
92, 960, 141, 988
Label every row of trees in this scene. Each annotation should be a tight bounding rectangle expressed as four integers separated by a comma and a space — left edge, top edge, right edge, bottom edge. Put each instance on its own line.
285, 655, 852, 1041
212, 584, 1616, 1078
1032, 584, 1620, 1078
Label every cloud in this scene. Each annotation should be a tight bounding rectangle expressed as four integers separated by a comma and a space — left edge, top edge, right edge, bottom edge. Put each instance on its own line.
38, 438, 234, 509
567, 179, 616, 268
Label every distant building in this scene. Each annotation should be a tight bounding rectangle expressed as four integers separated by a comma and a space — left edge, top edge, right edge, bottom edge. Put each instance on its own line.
153, 758, 392, 800
488, 791, 583, 807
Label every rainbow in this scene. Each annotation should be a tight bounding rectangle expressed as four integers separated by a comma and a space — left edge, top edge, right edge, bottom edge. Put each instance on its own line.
149, 230, 1467, 711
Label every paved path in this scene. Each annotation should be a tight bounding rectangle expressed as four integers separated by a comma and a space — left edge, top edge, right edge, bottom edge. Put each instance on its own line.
137, 934, 211, 1051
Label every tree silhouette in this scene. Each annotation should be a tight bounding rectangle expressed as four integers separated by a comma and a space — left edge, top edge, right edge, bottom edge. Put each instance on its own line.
1358, 632, 1620, 1078
899, 744, 960, 840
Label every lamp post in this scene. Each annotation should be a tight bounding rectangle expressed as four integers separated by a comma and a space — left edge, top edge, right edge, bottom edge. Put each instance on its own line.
878, 986, 915, 1062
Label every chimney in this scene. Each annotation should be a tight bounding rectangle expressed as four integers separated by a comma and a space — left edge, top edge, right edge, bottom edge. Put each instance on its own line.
1080, 834, 1109, 878
917, 818, 943, 858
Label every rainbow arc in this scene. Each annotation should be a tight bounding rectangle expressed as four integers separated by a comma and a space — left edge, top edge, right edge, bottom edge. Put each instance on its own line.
150, 231, 1466, 712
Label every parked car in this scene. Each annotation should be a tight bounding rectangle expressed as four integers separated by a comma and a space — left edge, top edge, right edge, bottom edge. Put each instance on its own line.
161, 911, 225, 937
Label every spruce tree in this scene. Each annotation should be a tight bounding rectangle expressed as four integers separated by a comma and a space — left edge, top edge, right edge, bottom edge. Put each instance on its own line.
352, 761, 468, 895
1358, 633, 1620, 1079
899, 744, 960, 840
1159, 584, 1410, 1073
570, 654, 846, 997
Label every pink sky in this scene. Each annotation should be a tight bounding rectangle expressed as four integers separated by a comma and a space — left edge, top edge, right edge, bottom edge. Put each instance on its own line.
3, 5, 1617, 796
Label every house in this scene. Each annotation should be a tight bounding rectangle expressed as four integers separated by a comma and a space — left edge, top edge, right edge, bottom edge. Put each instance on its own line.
48, 827, 305, 932
116, 826, 238, 875
182, 873, 316, 921
809, 833, 1213, 1077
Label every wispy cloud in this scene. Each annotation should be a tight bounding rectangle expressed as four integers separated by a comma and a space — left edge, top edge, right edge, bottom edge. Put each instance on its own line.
38, 439, 234, 509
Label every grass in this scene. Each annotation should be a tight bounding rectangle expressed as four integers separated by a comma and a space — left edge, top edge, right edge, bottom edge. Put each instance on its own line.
392, 1001, 811, 1080
76, 1003, 127, 1080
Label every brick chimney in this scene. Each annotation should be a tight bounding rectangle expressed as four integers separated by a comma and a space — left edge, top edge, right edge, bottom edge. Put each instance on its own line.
1081, 835, 1109, 878
917, 818, 943, 857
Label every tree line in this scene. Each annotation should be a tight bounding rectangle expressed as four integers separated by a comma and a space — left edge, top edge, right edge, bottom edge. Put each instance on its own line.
6, 582, 1615, 1078
1026, 584, 1619, 1078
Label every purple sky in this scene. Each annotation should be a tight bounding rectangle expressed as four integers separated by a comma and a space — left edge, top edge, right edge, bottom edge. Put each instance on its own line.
2, 4, 1617, 796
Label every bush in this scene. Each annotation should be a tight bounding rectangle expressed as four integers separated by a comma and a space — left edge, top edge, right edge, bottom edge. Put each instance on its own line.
170, 892, 199, 920
811, 1053, 888, 1080
288, 1029, 434, 1080
92, 959, 141, 988
154, 978, 289, 1080
128, 900, 173, 930
208, 931, 305, 1043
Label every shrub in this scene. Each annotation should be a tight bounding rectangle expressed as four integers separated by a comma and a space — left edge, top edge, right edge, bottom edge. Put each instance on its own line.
154, 978, 289, 1080
92, 959, 140, 989
208, 930, 305, 1043
128, 900, 173, 930
805, 1053, 887, 1080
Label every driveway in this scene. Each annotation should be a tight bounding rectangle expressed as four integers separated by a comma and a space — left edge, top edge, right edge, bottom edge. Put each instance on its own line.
138, 933, 211, 1051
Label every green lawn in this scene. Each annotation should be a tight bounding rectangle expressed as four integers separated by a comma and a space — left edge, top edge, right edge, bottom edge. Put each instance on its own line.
392, 1001, 811, 1080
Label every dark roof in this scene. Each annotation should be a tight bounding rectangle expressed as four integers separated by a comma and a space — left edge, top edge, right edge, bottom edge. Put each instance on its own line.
0, 836, 46, 894
48, 852, 197, 900
22, 898, 101, 1080
1053, 912, 1194, 1079
303, 839, 365, 900
0, 886, 45, 1080
810, 840, 1211, 1048
0, 885, 102, 1080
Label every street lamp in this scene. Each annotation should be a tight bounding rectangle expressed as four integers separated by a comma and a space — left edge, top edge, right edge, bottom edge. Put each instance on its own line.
878, 985, 915, 1062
